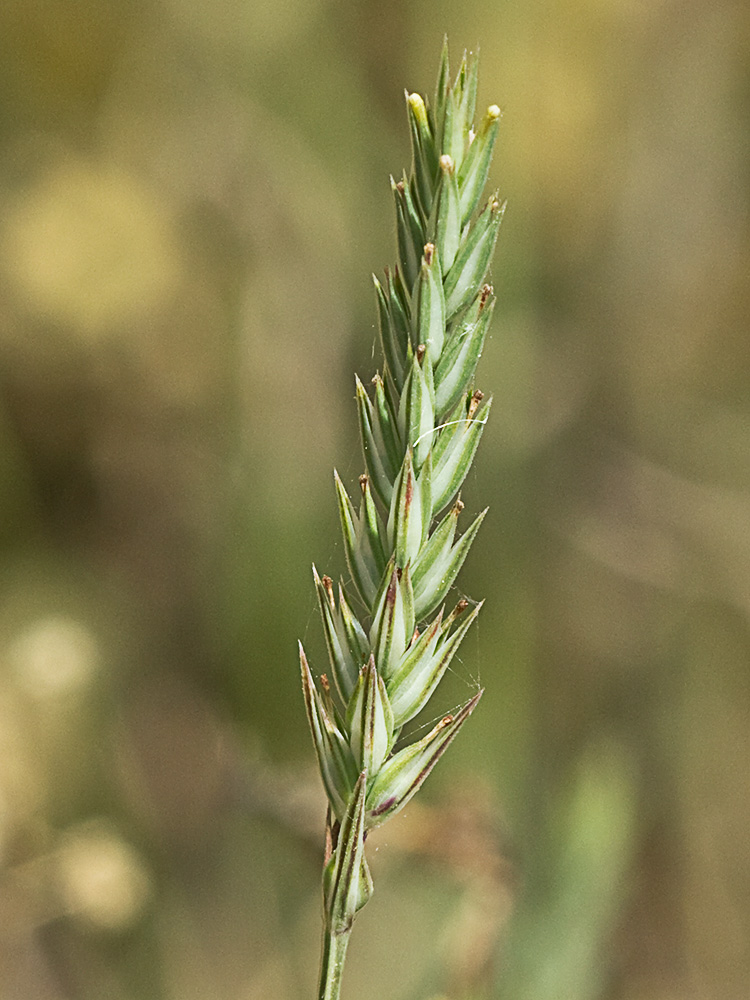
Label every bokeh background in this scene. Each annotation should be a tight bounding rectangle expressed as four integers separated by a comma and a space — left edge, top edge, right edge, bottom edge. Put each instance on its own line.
0, 1, 748, 998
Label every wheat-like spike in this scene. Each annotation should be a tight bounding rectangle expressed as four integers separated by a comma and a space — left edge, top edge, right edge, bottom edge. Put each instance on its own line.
302, 44, 503, 1000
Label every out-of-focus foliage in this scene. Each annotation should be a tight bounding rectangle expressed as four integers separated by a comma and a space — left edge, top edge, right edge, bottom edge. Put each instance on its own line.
0, 2, 748, 999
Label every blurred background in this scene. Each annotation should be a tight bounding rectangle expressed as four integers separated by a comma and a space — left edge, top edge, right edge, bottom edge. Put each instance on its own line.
0, 1, 748, 998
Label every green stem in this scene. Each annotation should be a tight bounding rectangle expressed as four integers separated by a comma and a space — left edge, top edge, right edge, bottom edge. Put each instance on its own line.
317, 922, 353, 1000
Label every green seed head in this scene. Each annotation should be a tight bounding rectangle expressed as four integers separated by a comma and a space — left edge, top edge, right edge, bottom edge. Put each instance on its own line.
301, 45, 502, 936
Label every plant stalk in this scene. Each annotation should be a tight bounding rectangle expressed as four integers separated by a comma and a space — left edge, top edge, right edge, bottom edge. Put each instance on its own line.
317, 923, 352, 1000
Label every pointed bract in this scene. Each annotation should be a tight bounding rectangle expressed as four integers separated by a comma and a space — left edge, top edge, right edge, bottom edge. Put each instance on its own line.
365, 691, 483, 828
431, 393, 492, 513
356, 376, 395, 510
433, 36, 451, 148
339, 582, 371, 660
346, 656, 395, 773
386, 450, 426, 568
392, 180, 420, 289
455, 50, 479, 145
392, 175, 425, 288
458, 105, 502, 224
387, 601, 483, 726
434, 288, 494, 415
398, 351, 435, 470
334, 470, 383, 610
313, 565, 364, 702
368, 562, 415, 682
413, 244, 446, 360
323, 770, 370, 932
300, 644, 359, 822
406, 91, 439, 210
374, 274, 406, 387
410, 501, 459, 597
412, 506, 487, 619
435, 155, 462, 273
443, 196, 505, 319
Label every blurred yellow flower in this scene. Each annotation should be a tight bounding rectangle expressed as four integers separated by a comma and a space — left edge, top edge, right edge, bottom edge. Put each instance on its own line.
1, 158, 182, 338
